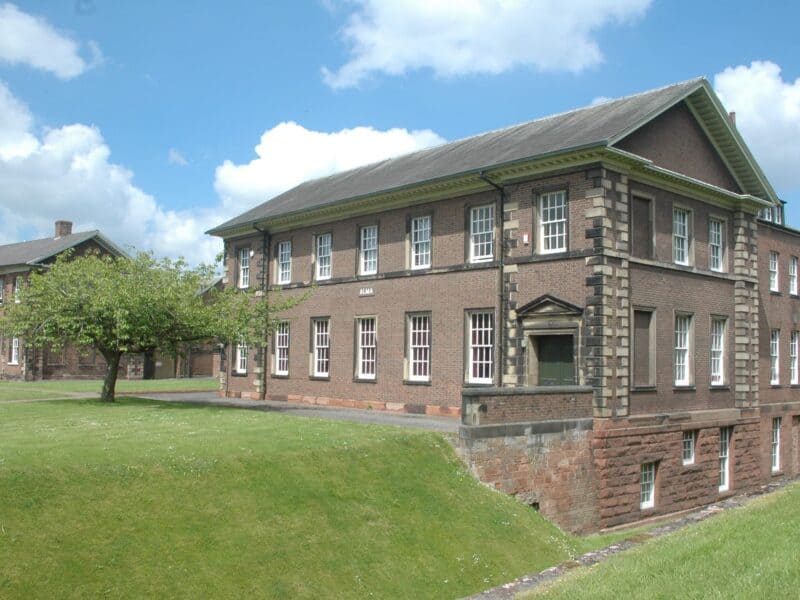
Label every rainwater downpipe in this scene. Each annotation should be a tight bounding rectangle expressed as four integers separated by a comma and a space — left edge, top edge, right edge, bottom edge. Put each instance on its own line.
253, 224, 270, 400
478, 171, 506, 387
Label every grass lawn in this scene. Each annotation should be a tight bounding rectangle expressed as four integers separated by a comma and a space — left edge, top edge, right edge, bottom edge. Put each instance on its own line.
0, 377, 217, 402
525, 481, 800, 599
0, 398, 630, 599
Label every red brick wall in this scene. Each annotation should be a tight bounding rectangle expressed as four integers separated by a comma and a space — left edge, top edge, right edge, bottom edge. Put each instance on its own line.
629, 264, 736, 414
757, 223, 800, 403
462, 389, 593, 425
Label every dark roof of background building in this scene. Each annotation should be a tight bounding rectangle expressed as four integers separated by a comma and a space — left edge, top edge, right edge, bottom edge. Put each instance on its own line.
209, 77, 775, 235
0, 230, 126, 269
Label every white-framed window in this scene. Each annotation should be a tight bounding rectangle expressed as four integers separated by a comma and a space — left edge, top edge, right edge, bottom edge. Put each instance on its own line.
682, 430, 697, 465
9, 337, 19, 365
312, 318, 330, 377
673, 208, 689, 265
235, 340, 248, 374
791, 331, 799, 385
539, 190, 567, 254
771, 417, 781, 472
709, 218, 724, 272
770, 329, 780, 385
0, 276, 4, 304
674, 314, 692, 386
719, 426, 731, 492
769, 251, 779, 292
710, 317, 726, 386
469, 204, 494, 262
759, 205, 783, 224
237, 248, 250, 289
356, 317, 377, 380
468, 311, 494, 384
640, 462, 656, 509
407, 314, 431, 382
277, 241, 292, 285
790, 257, 798, 295
315, 234, 332, 280
14, 276, 21, 302
359, 225, 378, 275
410, 215, 431, 269
274, 322, 289, 376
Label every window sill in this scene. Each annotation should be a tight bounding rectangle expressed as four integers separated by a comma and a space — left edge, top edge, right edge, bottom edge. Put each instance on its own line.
231, 371, 248, 378
270, 374, 289, 379
463, 381, 494, 388
770, 384, 782, 388
353, 377, 377, 384
403, 379, 432, 386
673, 385, 696, 391
631, 385, 657, 392
709, 385, 730, 391
639, 505, 656, 514
718, 489, 735, 499
771, 469, 783, 477
682, 463, 701, 471
770, 290, 781, 296
310, 375, 330, 381
7, 362, 19, 366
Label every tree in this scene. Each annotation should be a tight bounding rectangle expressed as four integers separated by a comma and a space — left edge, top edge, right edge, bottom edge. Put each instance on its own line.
0, 251, 301, 402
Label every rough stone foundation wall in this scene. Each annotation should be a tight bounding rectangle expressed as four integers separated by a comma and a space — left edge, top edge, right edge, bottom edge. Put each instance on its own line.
457, 421, 597, 533
592, 414, 762, 529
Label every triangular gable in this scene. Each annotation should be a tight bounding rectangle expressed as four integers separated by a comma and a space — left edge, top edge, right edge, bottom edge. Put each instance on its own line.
517, 294, 583, 318
614, 101, 742, 194
609, 80, 778, 205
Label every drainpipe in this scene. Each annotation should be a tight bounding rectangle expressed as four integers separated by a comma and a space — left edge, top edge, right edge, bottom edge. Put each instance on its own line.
253, 224, 270, 400
478, 171, 506, 388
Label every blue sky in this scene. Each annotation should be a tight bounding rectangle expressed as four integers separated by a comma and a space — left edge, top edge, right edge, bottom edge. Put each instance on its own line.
1, 1, 799, 262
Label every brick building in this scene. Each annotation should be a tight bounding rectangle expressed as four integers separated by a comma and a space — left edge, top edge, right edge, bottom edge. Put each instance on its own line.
0, 220, 147, 380
209, 78, 800, 531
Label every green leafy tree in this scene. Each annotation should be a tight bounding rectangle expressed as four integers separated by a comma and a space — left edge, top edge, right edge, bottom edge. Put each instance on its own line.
0, 251, 302, 402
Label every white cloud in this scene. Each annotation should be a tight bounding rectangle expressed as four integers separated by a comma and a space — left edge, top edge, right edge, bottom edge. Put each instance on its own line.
0, 83, 445, 265
0, 3, 98, 79
714, 61, 800, 196
0, 81, 222, 264
214, 120, 445, 214
168, 148, 189, 166
322, 0, 652, 88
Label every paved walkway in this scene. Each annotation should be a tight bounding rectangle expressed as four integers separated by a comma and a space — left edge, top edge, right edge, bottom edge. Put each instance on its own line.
126, 391, 460, 432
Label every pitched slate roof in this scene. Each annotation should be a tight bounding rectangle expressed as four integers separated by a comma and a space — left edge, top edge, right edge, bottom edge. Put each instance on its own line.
209, 77, 775, 235
0, 230, 126, 269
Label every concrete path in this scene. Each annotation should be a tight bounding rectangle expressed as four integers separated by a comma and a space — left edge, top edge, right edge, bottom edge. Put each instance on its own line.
125, 391, 459, 432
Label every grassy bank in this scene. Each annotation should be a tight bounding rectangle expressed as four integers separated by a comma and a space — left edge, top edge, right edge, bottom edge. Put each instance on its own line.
0, 397, 627, 599
0, 377, 217, 402
527, 481, 800, 599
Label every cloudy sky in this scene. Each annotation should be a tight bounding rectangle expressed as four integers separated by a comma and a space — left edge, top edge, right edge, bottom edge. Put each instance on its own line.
0, 1, 798, 264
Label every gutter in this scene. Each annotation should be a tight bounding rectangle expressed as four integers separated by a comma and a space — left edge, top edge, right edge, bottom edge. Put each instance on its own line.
478, 172, 506, 387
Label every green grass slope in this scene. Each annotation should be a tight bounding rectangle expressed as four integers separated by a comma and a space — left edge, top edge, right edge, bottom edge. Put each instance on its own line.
528, 481, 800, 599
0, 377, 218, 402
0, 398, 613, 599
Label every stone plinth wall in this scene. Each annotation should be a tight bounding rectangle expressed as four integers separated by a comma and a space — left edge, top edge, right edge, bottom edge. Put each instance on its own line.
456, 419, 598, 533
461, 387, 593, 426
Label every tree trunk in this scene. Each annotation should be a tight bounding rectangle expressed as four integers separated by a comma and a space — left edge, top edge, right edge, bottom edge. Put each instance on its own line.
100, 351, 122, 402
